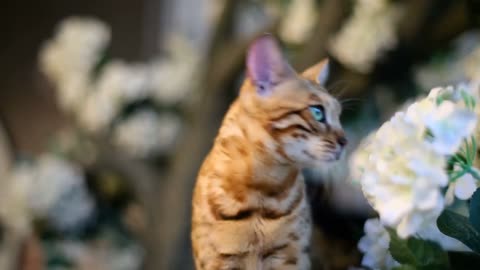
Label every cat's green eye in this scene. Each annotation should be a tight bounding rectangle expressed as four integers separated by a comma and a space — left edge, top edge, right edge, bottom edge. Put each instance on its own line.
309, 105, 326, 123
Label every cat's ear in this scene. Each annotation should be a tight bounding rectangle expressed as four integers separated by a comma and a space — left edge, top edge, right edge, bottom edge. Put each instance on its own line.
301, 58, 330, 86
247, 35, 295, 95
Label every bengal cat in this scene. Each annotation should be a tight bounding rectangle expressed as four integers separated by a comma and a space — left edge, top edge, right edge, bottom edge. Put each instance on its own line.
191, 35, 347, 270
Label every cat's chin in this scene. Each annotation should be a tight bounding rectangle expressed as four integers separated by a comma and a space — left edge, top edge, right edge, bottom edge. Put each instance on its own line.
326, 149, 344, 161
295, 159, 336, 169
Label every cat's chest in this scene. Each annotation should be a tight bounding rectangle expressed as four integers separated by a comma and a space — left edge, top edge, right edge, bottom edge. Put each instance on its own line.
210, 205, 305, 255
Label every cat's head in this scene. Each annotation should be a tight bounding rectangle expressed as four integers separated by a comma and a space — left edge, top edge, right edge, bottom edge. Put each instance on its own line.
240, 35, 346, 168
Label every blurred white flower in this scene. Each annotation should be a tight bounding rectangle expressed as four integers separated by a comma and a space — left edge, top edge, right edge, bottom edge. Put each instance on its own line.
280, 0, 317, 44
97, 60, 152, 105
329, 0, 404, 73
40, 17, 110, 111
351, 85, 477, 238
28, 154, 94, 232
0, 154, 94, 234
150, 37, 200, 105
79, 90, 121, 133
0, 163, 35, 234
40, 21, 197, 152
39, 18, 198, 159
234, 2, 272, 39
358, 218, 399, 270
113, 110, 182, 158
56, 74, 91, 112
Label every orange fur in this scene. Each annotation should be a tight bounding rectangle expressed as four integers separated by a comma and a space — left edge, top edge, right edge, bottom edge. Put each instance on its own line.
191, 36, 346, 270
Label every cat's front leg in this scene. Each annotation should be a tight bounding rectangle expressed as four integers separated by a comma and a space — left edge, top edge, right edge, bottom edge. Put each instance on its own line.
261, 241, 311, 270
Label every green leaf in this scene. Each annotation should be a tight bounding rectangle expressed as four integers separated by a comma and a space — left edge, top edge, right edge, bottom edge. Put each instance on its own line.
388, 229, 417, 265
388, 229, 449, 268
460, 90, 475, 110
465, 139, 473, 164
473, 137, 478, 161
470, 188, 480, 232
393, 265, 416, 270
407, 238, 449, 267
437, 210, 480, 253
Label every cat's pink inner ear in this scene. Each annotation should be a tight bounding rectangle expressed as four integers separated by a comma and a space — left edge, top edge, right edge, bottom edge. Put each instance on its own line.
247, 35, 293, 94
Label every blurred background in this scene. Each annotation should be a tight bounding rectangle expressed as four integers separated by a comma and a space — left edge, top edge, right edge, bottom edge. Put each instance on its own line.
1, 0, 480, 269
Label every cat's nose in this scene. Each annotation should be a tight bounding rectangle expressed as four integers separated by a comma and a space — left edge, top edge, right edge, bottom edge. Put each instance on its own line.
337, 136, 348, 147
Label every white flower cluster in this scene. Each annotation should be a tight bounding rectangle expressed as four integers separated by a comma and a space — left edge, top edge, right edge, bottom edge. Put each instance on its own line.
358, 218, 470, 270
39, 17, 197, 157
149, 36, 201, 105
351, 85, 478, 239
329, 0, 404, 73
358, 218, 399, 270
113, 110, 182, 158
78, 60, 153, 133
40, 17, 110, 112
0, 154, 94, 233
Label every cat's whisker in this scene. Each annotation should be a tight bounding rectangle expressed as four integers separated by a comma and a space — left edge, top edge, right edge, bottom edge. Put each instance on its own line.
328, 80, 352, 98
341, 106, 357, 112
340, 98, 364, 104
341, 105, 359, 112
340, 98, 365, 110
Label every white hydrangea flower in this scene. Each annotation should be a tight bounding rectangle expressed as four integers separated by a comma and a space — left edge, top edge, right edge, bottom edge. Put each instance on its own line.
429, 84, 480, 155
280, 0, 317, 44
453, 173, 477, 199
113, 110, 182, 158
405, 99, 477, 154
358, 218, 399, 270
39, 17, 110, 111
358, 219, 469, 270
351, 85, 477, 238
329, 0, 404, 73
445, 165, 479, 204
